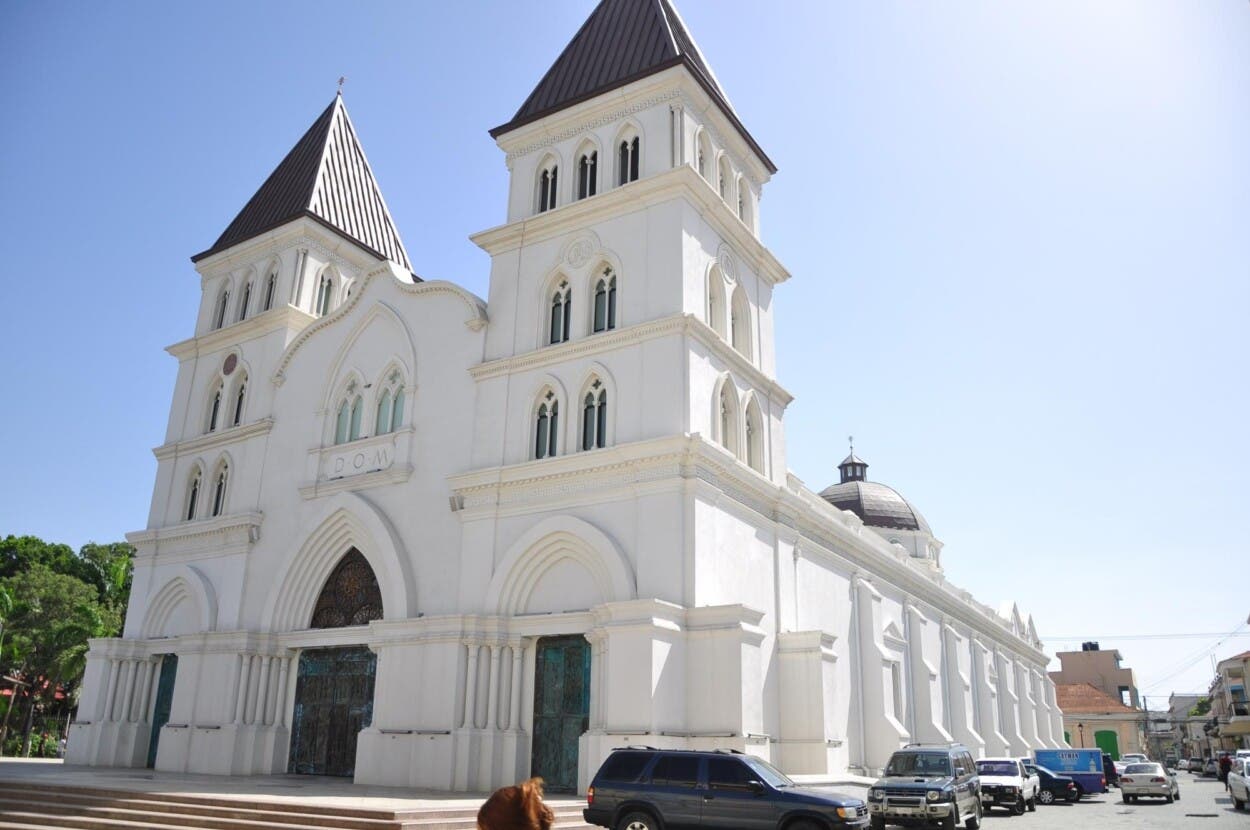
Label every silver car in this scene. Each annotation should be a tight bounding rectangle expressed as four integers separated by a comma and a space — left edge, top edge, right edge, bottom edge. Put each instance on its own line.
1119, 763, 1179, 803
1229, 757, 1249, 811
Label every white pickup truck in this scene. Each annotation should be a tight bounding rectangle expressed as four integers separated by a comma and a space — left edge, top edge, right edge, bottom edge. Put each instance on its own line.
976, 757, 1040, 814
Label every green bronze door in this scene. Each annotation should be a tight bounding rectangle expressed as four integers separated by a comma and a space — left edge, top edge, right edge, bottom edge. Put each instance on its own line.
287, 646, 377, 777
146, 654, 178, 768
1095, 729, 1120, 760
531, 636, 591, 793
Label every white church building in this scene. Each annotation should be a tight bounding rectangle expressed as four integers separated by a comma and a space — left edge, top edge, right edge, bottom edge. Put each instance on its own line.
69, 0, 1066, 793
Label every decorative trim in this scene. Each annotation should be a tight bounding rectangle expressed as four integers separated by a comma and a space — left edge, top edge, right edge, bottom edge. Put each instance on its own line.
505, 91, 683, 166
153, 419, 274, 461
298, 464, 414, 500
127, 513, 262, 558
717, 243, 739, 283
167, 307, 316, 360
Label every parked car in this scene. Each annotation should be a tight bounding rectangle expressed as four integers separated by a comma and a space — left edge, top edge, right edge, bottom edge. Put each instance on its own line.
1203, 757, 1219, 777
867, 743, 982, 829
1188, 757, 1205, 773
583, 747, 870, 830
1023, 764, 1080, 804
1174, 758, 1190, 772
1119, 762, 1179, 803
1229, 757, 1250, 811
975, 757, 1038, 814
1103, 753, 1120, 788
1121, 753, 1149, 764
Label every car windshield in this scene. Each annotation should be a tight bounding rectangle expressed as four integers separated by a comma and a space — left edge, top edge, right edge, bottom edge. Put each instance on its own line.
886, 752, 951, 777
1125, 763, 1161, 775
743, 756, 795, 788
976, 761, 1019, 776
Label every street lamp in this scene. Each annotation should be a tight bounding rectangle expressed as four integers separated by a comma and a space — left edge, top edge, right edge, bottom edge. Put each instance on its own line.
1078, 722, 1085, 747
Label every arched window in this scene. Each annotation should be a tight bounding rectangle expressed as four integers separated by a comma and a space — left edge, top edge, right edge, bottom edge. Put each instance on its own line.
374, 369, 405, 435
577, 150, 598, 200
718, 156, 732, 202
310, 549, 383, 628
592, 267, 617, 333
731, 285, 751, 358
206, 383, 223, 433
717, 380, 739, 457
333, 381, 364, 444
548, 279, 572, 344
618, 135, 640, 185
315, 273, 333, 317
185, 469, 201, 522
538, 161, 558, 213
697, 131, 712, 181
534, 390, 559, 459
707, 266, 727, 339
263, 270, 278, 311
738, 190, 745, 222
231, 375, 247, 427
237, 280, 252, 322
745, 397, 764, 474
210, 462, 229, 518
581, 380, 608, 451
212, 287, 230, 330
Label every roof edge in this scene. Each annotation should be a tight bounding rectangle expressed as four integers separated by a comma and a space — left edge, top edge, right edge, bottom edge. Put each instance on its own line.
489, 55, 776, 174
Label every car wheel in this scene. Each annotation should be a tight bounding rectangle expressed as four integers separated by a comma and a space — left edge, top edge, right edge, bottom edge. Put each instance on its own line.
1038, 790, 1055, 805
1122, 794, 1130, 804
1165, 792, 1174, 804
1233, 796, 1245, 810
1027, 794, 1036, 812
1012, 797, 1025, 816
870, 816, 886, 830
1073, 783, 1084, 799
615, 811, 659, 830
966, 800, 982, 830
941, 806, 958, 830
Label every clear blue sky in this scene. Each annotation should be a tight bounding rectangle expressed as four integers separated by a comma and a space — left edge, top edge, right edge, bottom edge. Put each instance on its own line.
2, 1, 1247, 702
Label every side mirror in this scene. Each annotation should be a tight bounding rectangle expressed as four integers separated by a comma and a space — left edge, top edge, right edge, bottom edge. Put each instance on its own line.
747, 780, 766, 796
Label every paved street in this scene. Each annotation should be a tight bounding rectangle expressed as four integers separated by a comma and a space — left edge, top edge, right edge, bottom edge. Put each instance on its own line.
967, 773, 1247, 829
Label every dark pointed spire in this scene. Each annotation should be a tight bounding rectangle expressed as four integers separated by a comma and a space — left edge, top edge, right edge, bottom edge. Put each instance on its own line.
193, 96, 411, 270
491, 0, 775, 173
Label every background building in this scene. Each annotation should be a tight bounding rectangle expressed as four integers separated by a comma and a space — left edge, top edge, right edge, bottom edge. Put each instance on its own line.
1049, 642, 1140, 708
1055, 682, 1143, 759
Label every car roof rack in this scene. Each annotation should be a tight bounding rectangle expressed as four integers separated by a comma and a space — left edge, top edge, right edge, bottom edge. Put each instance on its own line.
613, 745, 659, 751
903, 742, 964, 748
712, 748, 745, 754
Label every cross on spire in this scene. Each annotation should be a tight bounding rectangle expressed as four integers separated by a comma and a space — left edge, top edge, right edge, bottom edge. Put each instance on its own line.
337, 76, 346, 95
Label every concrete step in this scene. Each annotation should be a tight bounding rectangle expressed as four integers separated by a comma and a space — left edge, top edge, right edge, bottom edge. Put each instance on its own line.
0, 783, 594, 830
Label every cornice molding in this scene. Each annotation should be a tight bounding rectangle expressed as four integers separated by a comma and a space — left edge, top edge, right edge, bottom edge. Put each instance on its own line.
167, 306, 316, 360
192, 217, 378, 278
153, 419, 274, 461
128, 512, 263, 549
470, 166, 789, 286
298, 464, 414, 500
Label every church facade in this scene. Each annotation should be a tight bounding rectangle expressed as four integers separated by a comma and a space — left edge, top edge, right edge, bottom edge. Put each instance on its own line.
69, 0, 1066, 793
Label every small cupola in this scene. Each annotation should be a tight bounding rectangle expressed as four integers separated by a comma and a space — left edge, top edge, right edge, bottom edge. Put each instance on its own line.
839, 440, 868, 483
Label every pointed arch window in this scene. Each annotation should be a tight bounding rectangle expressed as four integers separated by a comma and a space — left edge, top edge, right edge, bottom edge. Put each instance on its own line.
315, 274, 333, 317
538, 163, 559, 213
738, 190, 745, 222
581, 380, 608, 451
334, 381, 364, 444
212, 288, 230, 330
718, 156, 732, 201
534, 391, 559, 459
745, 397, 764, 474
375, 369, 405, 435
577, 151, 598, 200
263, 270, 277, 311
707, 266, 727, 339
731, 285, 751, 358
618, 136, 640, 185
697, 131, 712, 181
207, 384, 223, 433
549, 279, 572, 344
310, 549, 383, 628
592, 267, 617, 333
231, 375, 247, 427
210, 462, 229, 518
185, 470, 201, 522
717, 381, 739, 458
237, 281, 252, 322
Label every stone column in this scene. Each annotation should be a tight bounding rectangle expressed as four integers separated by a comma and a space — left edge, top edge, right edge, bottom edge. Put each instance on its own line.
136, 659, 156, 723
117, 660, 136, 723
233, 654, 253, 725
486, 645, 502, 730
462, 643, 481, 729
98, 659, 120, 722
509, 642, 525, 731
276, 657, 292, 728
256, 656, 274, 726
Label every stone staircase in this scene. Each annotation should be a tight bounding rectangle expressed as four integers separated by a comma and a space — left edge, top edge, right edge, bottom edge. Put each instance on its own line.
0, 783, 593, 830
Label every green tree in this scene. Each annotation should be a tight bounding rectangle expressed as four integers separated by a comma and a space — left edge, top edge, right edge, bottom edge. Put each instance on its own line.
1189, 697, 1211, 717
77, 541, 135, 613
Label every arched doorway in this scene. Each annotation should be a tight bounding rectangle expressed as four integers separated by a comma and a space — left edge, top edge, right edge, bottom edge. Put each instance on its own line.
1095, 729, 1120, 760
287, 549, 382, 777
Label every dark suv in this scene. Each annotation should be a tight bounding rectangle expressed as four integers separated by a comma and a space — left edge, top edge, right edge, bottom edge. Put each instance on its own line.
867, 743, 981, 829
584, 747, 869, 829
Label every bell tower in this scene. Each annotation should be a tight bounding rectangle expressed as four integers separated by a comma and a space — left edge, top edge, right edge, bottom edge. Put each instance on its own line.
468, 0, 792, 483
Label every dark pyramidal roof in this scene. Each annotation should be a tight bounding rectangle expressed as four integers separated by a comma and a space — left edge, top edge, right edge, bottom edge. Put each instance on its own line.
491, 0, 775, 173
193, 95, 411, 270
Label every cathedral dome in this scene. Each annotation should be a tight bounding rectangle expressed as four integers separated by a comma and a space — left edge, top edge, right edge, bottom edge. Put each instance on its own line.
818, 452, 931, 534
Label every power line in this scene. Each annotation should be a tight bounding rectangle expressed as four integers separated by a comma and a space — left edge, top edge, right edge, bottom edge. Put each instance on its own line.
1045, 632, 1250, 641
1139, 623, 1249, 692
